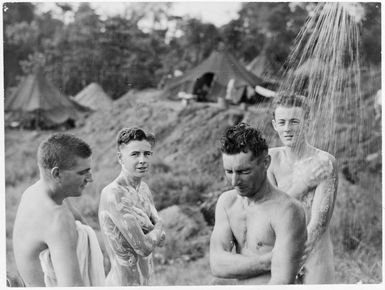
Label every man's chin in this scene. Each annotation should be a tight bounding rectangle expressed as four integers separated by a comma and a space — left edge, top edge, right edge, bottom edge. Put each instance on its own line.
73, 187, 85, 196
73, 191, 82, 197
282, 140, 297, 147
135, 172, 147, 178
235, 189, 249, 196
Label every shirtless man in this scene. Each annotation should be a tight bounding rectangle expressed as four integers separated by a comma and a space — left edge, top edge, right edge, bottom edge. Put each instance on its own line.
210, 123, 307, 284
13, 133, 94, 286
99, 127, 165, 286
268, 94, 338, 283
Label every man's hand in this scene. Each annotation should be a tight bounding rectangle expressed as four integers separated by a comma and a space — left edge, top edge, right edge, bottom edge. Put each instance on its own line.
292, 155, 333, 194
119, 197, 155, 233
147, 224, 164, 245
157, 231, 166, 247
299, 240, 313, 268
130, 206, 155, 233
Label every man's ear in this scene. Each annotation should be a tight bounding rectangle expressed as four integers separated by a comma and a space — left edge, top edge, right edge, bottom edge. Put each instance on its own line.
51, 167, 61, 181
117, 151, 122, 165
272, 119, 277, 131
264, 154, 271, 169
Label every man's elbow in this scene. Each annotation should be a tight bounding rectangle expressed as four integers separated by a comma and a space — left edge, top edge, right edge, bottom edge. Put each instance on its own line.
268, 278, 294, 285
268, 273, 295, 285
211, 265, 229, 278
57, 278, 84, 287
210, 258, 231, 278
136, 246, 153, 257
132, 234, 158, 257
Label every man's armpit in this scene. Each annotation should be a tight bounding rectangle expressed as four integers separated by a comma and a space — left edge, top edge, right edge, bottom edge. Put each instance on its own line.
100, 212, 137, 267
223, 239, 235, 252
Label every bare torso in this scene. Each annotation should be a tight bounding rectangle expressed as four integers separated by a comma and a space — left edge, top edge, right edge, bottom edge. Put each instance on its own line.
99, 180, 158, 286
13, 182, 77, 286
268, 147, 335, 283
223, 189, 296, 284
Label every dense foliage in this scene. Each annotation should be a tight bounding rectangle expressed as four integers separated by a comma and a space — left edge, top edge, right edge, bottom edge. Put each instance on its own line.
3, 2, 381, 99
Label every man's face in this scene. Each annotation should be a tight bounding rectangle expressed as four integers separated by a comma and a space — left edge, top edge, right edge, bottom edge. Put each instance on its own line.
60, 156, 93, 197
222, 151, 270, 198
272, 106, 307, 147
118, 140, 153, 179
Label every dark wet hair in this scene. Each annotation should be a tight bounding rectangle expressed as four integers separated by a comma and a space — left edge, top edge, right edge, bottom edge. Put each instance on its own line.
220, 123, 268, 159
37, 133, 92, 170
272, 94, 310, 119
117, 127, 155, 151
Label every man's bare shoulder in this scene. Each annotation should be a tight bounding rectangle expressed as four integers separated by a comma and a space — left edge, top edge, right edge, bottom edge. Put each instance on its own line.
269, 187, 303, 212
312, 147, 336, 163
16, 182, 58, 223
268, 147, 285, 158
100, 180, 125, 202
217, 189, 238, 208
271, 190, 305, 225
268, 147, 286, 169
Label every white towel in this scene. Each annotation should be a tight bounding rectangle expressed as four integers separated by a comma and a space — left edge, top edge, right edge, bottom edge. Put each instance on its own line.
39, 221, 105, 286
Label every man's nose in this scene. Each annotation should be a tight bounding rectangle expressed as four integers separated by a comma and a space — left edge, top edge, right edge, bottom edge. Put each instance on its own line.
85, 172, 93, 183
138, 154, 146, 163
231, 173, 240, 187
283, 122, 292, 131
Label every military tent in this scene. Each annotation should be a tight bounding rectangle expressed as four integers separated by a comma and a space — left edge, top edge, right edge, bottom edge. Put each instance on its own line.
293, 58, 328, 78
4, 70, 87, 128
72, 82, 112, 111
162, 50, 263, 104
247, 52, 281, 85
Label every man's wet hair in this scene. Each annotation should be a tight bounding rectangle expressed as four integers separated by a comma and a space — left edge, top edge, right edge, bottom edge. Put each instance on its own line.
117, 127, 155, 151
220, 123, 268, 159
272, 93, 310, 119
37, 133, 92, 170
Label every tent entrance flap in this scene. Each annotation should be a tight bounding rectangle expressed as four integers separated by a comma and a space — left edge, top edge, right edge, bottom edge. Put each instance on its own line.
192, 72, 215, 102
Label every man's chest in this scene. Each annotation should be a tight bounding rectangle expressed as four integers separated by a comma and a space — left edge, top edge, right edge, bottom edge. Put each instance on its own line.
272, 159, 295, 191
121, 187, 153, 215
273, 162, 315, 205
227, 203, 275, 250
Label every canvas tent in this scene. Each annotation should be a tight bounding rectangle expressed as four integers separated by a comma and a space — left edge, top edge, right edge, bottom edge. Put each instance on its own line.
294, 58, 328, 78
4, 70, 87, 128
72, 82, 112, 111
163, 50, 264, 104
247, 52, 281, 85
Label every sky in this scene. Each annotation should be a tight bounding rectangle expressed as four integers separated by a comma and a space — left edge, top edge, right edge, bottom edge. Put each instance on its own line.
36, 1, 242, 27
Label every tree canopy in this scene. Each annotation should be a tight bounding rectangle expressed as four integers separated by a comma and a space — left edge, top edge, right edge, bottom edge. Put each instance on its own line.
3, 2, 380, 99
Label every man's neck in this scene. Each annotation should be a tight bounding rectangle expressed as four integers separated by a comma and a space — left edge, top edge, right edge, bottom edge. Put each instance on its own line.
119, 171, 142, 191
244, 176, 274, 205
38, 178, 65, 205
284, 140, 311, 162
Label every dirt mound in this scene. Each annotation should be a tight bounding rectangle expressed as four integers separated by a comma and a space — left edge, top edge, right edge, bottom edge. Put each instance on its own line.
155, 205, 211, 263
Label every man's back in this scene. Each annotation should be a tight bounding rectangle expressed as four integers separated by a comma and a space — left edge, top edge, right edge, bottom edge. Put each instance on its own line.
13, 183, 49, 286
13, 181, 81, 286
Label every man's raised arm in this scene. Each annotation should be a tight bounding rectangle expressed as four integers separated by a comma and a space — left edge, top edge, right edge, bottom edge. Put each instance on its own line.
269, 202, 307, 284
100, 188, 163, 257
210, 193, 271, 279
302, 157, 338, 264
